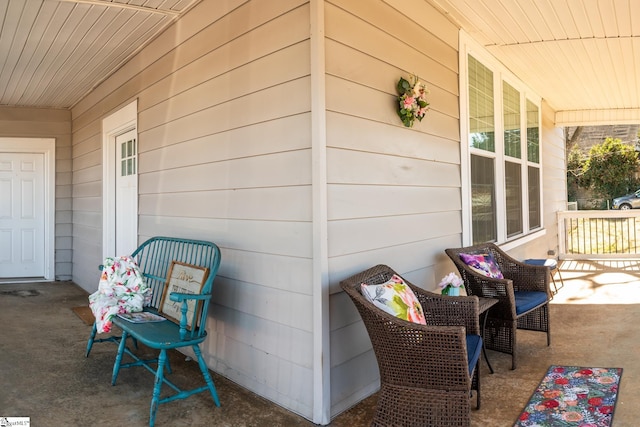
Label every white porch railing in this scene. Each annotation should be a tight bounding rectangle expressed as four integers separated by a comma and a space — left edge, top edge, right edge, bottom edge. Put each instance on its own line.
558, 210, 640, 259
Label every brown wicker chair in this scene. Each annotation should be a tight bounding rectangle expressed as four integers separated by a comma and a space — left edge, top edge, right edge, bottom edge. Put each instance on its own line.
445, 243, 551, 370
340, 264, 483, 427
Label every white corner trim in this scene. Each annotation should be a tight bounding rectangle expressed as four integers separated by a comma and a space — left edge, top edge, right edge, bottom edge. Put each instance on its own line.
310, 0, 330, 424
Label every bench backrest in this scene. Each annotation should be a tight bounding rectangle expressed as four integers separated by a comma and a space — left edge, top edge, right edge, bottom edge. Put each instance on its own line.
131, 236, 221, 334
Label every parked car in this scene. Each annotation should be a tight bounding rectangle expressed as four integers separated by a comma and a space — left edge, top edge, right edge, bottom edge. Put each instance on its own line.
612, 189, 640, 210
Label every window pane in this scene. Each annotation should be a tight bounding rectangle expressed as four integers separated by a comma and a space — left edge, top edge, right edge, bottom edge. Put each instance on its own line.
527, 100, 539, 163
528, 166, 541, 229
471, 154, 496, 244
503, 82, 520, 158
468, 55, 495, 152
505, 161, 522, 237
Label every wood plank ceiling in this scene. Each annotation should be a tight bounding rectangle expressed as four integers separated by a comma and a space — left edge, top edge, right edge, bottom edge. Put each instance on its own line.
0, 0, 199, 109
427, 0, 640, 125
1, 0, 639, 126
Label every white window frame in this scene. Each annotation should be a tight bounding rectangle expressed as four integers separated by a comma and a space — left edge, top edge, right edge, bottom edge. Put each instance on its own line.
459, 32, 543, 246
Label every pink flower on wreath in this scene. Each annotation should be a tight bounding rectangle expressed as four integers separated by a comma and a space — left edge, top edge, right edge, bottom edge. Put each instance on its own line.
403, 96, 414, 109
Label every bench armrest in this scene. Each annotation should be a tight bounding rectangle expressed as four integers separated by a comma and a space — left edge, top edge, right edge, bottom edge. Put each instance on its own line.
169, 292, 211, 302
168, 293, 212, 339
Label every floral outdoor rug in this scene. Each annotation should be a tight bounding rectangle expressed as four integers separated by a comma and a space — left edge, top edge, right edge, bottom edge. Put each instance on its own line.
515, 365, 622, 427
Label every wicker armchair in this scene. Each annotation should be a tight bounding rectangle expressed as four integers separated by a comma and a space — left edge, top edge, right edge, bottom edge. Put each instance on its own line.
340, 265, 483, 427
445, 243, 551, 370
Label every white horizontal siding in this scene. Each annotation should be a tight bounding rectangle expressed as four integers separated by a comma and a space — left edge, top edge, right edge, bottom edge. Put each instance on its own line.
138, 216, 312, 258
139, 150, 311, 194
328, 149, 461, 187
138, 41, 310, 131
213, 278, 313, 332
139, 114, 311, 173
71, 0, 316, 419
139, 187, 311, 221
329, 185, 460, 220
325, 0, 461, 418
204, 327, 314, 418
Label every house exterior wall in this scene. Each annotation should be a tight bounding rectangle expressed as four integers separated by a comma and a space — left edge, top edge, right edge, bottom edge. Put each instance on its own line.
325, 1, 567, 417
68, 0, 566, 423
71, 0, 318, 420
324, 0, 464, 415
0, 106, 72, 280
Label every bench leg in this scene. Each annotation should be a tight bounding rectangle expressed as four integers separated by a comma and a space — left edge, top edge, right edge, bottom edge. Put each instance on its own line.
112, 330, 128, 385
86, 322, 97, 357
193, 344, 220, 406
150, 349, 168, 427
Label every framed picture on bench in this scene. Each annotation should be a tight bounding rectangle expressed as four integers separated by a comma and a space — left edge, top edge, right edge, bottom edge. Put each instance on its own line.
159, 261, 210, 330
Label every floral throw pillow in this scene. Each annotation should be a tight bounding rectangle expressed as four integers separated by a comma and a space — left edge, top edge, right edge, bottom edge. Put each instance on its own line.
459, 253, 504, 279
360, 274, 426, 325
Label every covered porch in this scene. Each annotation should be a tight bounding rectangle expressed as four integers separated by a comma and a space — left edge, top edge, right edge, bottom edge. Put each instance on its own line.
1, 0, 639, 423
2, 259, 638, 426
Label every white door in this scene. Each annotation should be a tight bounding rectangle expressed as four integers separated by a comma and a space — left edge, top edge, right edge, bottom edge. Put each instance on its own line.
115, 129, 138, 256
0, 152, 45, 277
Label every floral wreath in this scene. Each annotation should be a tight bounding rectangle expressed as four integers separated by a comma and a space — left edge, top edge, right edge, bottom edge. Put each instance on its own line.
396, 75, 430, 127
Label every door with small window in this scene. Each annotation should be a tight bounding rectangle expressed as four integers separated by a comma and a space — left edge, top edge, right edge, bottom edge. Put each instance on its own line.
115, 129, 138, 256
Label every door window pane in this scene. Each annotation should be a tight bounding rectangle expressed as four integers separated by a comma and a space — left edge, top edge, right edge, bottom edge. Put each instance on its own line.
471, 154, 496, 244
119, 138, 137, 177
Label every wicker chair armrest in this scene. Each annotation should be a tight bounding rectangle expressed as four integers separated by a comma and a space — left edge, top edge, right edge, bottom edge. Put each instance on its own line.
482, 243, 550, 294
461, 273, 517, 319
409, 285, 480, 336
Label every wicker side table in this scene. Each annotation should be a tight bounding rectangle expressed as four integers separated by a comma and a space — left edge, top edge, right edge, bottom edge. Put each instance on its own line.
478, 297, 498, 374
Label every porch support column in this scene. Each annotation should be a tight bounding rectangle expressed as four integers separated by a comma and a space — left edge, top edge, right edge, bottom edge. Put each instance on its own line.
310, 0, 330, 424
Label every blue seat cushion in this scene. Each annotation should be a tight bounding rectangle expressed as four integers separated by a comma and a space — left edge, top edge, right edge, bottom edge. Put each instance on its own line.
466, 334, 483, 375
524, 258, 557, 270
514, 291, 547, 315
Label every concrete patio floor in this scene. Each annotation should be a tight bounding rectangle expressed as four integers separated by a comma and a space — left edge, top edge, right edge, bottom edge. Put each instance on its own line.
1, 259, 639, 426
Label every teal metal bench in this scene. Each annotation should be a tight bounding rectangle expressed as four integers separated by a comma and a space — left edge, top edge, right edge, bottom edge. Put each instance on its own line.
85, 236, 222, 427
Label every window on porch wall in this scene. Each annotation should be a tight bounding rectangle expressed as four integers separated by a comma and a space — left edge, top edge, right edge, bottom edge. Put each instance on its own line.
466, 54, 542, 245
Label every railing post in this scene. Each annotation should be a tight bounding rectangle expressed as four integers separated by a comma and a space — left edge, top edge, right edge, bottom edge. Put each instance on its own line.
557, 211, 566, 259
